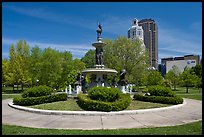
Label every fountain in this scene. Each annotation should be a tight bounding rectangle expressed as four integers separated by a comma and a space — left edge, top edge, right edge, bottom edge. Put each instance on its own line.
82, 23, 118, 90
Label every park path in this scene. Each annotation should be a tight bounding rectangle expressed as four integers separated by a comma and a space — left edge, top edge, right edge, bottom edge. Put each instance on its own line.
2, 98, 202, 130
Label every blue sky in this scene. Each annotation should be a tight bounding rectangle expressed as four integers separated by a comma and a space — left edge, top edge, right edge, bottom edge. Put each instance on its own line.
2, 2, 202, 63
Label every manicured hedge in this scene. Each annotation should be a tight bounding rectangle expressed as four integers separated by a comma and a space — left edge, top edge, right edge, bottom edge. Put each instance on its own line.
77, 93, 132, 112
133, 94, 183, 105
148, 85, 176, 97
88, 86, 121, 102
13, 93, 67, 106
22, 86, 53, 98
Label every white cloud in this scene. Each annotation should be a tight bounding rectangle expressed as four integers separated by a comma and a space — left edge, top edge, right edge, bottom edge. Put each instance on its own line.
2, 37, 94, 59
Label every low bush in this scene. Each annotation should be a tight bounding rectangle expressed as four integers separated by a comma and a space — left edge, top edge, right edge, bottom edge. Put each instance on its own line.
88, 86, 121, 102
77, 93, 131, 112
13, 93, 67, 106
22, 86, 53, 98
148, 85, 175, 97
133, 94, 183, 105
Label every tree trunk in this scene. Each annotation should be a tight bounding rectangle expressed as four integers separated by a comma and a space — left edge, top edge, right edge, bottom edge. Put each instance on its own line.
186, 86, 189, 93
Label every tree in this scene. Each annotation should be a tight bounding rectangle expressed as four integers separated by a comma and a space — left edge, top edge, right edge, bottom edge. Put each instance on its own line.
179, 67, 198, 93
28, 45, 42, 86
38, 47, 63, 89
165, 65, 181, 90
81, 49, 95, 68
5, 41, 32, 91
2, 59, 9, 85
190, 64, 202, 78
147, 70, 163, 86
103, 36, 149, 85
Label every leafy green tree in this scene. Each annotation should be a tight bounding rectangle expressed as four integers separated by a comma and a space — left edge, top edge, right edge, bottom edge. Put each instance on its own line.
2, 59, 9, 85
28, 46, 42, 86
190, 64, 202, 78
72, 58, 86, 72
179, 67, 198, 93
147, 70, 163, 86
103, 36, 149, 85
81, 49, 95, 68
165, 65, 181, 90
38, 47, 63, 89
5, 41, 32, 90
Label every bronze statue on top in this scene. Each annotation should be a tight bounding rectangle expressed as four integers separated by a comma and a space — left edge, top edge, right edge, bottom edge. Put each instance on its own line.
96, 23, 102, 39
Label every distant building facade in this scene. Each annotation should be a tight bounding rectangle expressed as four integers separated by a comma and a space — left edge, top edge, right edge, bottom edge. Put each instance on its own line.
138, 18, 158, 70
160, 54, 200, 76
128, 18, 144, 42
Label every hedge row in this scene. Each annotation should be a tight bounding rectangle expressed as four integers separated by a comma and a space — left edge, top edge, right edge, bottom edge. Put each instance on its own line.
77, 93, 132, 112
88, 86, 121, 102
22, 86, 53, 98
148, 85, 176, 97
13, 93, 67, 106
133, 94, 183, 105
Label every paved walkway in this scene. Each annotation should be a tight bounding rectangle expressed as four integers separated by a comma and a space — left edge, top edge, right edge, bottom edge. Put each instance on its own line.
2, 98, 202, 130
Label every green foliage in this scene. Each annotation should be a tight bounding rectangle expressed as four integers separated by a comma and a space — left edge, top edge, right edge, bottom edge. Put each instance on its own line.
148, 85, 176, 97
13, 93, 67, 106
147, 70, 163, 86
179, 67, 198, 93
165, 65, 181, 90
103, 36, 149, 85
81, 49, 95, 68
132, 86, 148, 93
190, 64, 202, 78
22, 86, 53, 98
88, 86, 121, 102
77, 93, 131, 112
5, 40, 32, 87
133, 94, 183, 105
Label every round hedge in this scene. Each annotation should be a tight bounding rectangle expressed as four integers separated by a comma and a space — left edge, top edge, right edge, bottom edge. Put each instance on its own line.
147, 85, 176, 97
77, 93, 131, 112
22, 85, 54, 98
88, 86, 121, 102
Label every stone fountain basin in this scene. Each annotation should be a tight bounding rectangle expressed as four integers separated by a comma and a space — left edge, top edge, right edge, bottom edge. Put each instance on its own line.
82, 68, 117, 74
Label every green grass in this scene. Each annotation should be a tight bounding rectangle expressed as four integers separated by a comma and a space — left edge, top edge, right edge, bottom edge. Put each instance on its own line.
172, 87, 202, 100
2, 120, 202, 135
29, 99, 171, 111
2, 94, 22, 100
29, 98, 84, 111
2, 86, 202, 135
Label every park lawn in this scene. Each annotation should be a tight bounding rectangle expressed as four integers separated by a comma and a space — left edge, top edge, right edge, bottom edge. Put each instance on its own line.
2, 120, 202, 135
173, 87, 202, 100
2, 94, 22, 100
28, 99, 171, 111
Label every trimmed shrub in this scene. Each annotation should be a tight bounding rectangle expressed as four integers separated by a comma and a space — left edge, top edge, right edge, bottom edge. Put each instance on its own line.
148, 85, 175, 97
133, 94, 183, 105
22, 86, 53, 98
13, 93, 67, 106
77, 93, 132, 112
88, 86, 121, 102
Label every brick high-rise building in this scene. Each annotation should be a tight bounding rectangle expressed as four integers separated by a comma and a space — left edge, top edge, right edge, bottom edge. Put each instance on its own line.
138, 19, 158, 70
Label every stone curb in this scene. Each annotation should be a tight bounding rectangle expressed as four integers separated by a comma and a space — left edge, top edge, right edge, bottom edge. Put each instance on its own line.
8, 99, 186, 116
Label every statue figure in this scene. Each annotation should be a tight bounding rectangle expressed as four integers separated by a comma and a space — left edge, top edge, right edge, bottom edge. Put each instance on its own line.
118, 69, 127, 86
99, 50, 103, 65
75, 72, 81, 85
112, 75, 118, 87
81, 74, 86, 93
96, 48, 99, 65
96, 23, 102, 38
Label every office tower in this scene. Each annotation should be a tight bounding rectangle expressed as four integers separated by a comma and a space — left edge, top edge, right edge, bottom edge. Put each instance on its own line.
138, 18, 158, 70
